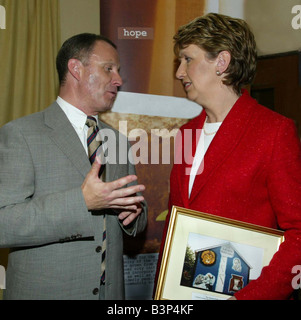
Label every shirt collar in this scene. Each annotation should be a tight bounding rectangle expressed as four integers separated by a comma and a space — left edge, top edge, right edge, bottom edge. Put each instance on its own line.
56, 96, 98, 129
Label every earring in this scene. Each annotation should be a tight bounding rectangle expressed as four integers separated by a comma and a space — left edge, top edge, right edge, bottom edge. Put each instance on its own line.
216, 71, 221, 76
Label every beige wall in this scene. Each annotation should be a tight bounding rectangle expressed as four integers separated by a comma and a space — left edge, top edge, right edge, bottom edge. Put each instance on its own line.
207, 0, 301, 56
60, 0, 100, 44
59, 0, 301, 55
244, 0, 301, 55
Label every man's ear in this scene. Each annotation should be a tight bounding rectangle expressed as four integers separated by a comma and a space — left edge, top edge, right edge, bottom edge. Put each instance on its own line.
67, 58, 82, 81
216, 51, 231, 75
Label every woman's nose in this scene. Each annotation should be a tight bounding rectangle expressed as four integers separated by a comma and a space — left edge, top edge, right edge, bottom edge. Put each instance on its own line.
176, 62, 186, 80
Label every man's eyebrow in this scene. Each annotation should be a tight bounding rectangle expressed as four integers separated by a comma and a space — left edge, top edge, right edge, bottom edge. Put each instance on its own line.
98, 60, 118, 65
99, 61, 121, 70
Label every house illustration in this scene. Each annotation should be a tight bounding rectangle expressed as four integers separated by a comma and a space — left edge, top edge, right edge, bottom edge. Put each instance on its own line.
192, 242, 252, 296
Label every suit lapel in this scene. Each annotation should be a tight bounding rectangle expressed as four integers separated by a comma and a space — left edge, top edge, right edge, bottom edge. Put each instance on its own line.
44, 102, 91, 178
189, 90, 256, 204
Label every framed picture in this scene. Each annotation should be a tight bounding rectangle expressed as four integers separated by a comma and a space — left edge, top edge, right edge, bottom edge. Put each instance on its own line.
154, 206, 284, 300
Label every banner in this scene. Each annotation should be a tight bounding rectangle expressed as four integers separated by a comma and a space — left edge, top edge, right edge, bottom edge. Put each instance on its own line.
100, 0, 205, 299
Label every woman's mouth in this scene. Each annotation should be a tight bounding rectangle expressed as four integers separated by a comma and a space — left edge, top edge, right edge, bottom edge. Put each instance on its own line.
183, 82, 192, 90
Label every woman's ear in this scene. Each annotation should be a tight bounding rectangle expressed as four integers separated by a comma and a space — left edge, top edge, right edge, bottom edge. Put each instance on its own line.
216, 51, 231, 75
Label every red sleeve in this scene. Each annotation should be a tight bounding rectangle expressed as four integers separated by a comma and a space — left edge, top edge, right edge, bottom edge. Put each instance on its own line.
235, 119, 301, 300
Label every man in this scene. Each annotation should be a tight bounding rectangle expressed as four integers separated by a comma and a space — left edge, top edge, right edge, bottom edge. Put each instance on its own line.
0, 33, 147, 300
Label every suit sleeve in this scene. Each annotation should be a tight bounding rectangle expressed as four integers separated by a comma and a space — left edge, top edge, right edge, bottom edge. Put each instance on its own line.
235, 119, 301, 300
117, 140, 148, 237
0, 123, 95, 248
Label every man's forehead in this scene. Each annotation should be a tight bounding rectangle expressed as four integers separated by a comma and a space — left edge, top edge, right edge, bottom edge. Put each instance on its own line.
90, 41, 120, 64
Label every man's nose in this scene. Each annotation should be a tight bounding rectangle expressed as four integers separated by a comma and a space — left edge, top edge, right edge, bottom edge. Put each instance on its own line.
113, 72, 123, 87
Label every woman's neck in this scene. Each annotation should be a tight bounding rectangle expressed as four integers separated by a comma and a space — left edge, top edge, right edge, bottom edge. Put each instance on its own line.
204, 89, 240, 123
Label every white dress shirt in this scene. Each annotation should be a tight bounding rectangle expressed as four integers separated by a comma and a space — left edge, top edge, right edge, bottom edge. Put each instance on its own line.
56, 96, 98, 156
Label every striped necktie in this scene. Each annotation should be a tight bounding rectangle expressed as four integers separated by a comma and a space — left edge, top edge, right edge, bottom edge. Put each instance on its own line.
85, 116, 106, 285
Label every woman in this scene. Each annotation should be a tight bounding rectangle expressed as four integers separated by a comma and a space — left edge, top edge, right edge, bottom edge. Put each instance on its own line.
163, 13, 301, 299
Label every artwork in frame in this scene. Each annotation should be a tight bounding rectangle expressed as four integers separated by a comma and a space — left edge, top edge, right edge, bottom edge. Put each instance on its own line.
154, 206, 284, 300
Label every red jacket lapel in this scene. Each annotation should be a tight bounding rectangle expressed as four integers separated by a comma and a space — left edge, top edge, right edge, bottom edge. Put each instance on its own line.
173, 111, 206, 207
189, 90, 257, 204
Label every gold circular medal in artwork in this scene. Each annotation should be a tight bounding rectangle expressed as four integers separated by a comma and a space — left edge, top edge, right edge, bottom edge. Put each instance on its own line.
201, 250, 216, 265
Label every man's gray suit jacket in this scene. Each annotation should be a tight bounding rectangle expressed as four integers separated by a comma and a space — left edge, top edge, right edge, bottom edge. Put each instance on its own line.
0, 102, 147, 300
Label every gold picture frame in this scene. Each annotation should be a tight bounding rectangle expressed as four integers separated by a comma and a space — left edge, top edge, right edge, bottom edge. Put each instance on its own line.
154, 206, 284, 300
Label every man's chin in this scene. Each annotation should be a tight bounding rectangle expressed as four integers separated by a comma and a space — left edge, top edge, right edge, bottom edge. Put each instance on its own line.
99, 101, 115, 113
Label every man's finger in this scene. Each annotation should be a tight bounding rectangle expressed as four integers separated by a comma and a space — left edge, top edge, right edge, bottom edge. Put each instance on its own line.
110, 184, 145, 200
109, 195, 145, 207
119, 209, 142, 226
88, 157, 102, 178
108, 175, 138, 191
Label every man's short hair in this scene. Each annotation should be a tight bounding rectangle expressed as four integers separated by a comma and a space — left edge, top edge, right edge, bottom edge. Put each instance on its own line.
56, 33, 117, 86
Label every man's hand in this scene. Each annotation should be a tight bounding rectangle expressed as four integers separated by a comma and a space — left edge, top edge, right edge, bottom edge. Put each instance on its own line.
117, 202, 143, 226
81, 158, 145, 216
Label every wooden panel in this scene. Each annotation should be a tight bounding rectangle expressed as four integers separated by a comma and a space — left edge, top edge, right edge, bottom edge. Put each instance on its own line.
173, 0, 205, 97
175, 0, 205, 28
251, 52, 301, 137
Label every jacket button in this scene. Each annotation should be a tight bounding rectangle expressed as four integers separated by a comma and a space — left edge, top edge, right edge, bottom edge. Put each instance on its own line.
96, 246, 102, 253
93, 288, 99, 295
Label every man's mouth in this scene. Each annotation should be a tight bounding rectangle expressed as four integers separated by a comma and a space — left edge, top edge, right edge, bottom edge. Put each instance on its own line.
107, 90, 117, 98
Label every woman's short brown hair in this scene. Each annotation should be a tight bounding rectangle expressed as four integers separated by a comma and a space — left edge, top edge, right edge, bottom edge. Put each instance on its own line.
174, 13, 257, 95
